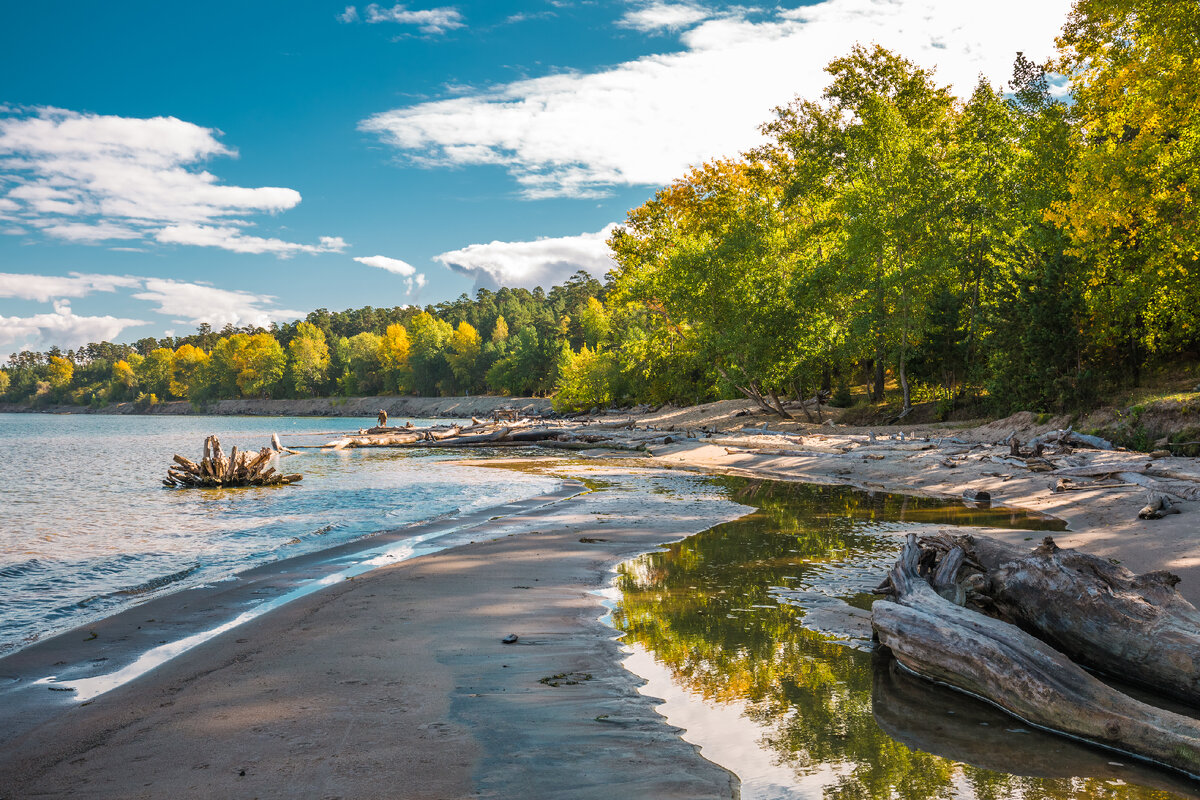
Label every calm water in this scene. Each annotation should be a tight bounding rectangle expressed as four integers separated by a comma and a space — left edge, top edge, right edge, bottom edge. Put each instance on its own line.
613, 478, 1198, 800
0, 413, 558, 656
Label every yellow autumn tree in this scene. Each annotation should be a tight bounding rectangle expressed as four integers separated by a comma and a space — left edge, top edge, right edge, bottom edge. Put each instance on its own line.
380, 323, 411, 394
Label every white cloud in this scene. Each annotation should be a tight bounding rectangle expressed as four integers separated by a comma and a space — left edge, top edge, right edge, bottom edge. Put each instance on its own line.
0, 107, 345, 255
154, 224, 348, 257
0, 300, 146, 353
362, 0, 1071, 198
353, 255, 427, 294
354, 254, 417, 276
434, 224, 618, 290
341, 3, 465, 33
131, 278, 304, 329
617, 2, 711, 33
0, 272, 141, 302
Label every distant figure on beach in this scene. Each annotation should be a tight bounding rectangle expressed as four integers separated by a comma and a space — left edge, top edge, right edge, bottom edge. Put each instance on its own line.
377, 409, 388, 427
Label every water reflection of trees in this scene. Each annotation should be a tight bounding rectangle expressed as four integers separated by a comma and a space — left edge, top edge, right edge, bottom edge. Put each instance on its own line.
612, 478, 1191, 800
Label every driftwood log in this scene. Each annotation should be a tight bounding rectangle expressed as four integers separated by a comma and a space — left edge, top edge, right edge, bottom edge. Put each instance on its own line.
873, 534, 1200, 778
925, 533, 1200, 705
164, 435, 301, 488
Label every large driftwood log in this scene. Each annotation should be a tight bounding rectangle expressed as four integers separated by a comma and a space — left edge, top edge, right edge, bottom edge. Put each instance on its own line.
941, 533, 1200, 704
873, 534, 1200, 778
164, 436, 301, 488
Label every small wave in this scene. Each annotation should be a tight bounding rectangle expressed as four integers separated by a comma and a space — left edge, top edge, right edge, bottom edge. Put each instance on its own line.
115, 564, 201, 596
0, 558, 50, 580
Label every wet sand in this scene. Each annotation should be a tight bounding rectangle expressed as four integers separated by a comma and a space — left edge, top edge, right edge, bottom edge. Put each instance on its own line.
0, 465, 745, 799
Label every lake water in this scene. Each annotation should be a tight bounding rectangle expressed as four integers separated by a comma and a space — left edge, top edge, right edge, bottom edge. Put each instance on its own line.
0, 413, 558, 657
612, 477, 1198, 800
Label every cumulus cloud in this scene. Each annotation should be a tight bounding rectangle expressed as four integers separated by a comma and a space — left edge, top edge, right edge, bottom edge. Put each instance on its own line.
0, 299, 146, 353
353, 255, 429, 294
339, 3, 465, 33
131, 278, 305, 329
434, 224, 618, 290
617, 1, 711, 33
0, 107, 345, 256
0, 272, 142, 303
353, 254, 417, 276
362, 0, 1071, 197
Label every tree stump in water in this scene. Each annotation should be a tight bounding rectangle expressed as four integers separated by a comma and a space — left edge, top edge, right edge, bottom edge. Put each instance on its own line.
163, 435, 302, 488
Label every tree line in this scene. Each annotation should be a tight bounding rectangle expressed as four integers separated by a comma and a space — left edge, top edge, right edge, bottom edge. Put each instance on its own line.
3, 0, 1196, 417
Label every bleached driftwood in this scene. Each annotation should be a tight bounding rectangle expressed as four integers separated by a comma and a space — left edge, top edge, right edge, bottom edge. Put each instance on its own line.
873, 535, 1200, 777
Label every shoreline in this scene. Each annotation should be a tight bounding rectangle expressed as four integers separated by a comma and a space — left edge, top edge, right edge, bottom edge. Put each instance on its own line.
4, 420, 1200, 796
0, 394, 554, 418
0, 460, 749, 799
0, 480, 586, 745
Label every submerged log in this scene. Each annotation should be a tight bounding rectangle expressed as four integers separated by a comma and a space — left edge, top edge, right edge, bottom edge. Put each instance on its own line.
164, 436, 301, 488
873, 534, 1200, 778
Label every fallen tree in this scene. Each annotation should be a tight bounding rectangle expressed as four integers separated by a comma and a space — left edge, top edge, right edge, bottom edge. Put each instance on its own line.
919, 532, 1200, 704
873, 534, 1200, 778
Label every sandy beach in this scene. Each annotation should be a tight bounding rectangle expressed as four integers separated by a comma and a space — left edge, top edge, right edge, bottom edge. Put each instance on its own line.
4, 409, 1200, 798
0, 463, 746, 799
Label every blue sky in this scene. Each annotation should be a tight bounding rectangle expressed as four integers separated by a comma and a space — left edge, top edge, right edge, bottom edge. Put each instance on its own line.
0, 0, 1072, 354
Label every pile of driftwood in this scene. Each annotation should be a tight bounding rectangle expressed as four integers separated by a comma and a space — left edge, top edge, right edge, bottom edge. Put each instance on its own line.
164, 435, 301, 488
299, 417, 674, 453
873, 532, 1200, 777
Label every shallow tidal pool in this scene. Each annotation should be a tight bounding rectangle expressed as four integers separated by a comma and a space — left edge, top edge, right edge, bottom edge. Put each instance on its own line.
611, 477, 1199, 800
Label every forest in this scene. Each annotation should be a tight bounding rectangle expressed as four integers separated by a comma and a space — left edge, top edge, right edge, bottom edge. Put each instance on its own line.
2, 0, 1196, 418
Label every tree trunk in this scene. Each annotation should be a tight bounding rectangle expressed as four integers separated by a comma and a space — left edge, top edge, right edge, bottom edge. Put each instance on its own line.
873, 534, 1200, 778
941, 533, 1200, 705
898, 353, 911, 415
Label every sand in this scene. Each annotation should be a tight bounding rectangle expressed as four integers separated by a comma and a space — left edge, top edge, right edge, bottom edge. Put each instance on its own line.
4, 407, 1200, 798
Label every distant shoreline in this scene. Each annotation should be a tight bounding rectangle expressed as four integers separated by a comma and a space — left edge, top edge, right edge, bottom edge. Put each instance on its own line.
0, 394, 554, 418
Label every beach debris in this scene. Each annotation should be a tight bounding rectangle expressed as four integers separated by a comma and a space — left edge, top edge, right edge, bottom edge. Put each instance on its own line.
962, 488, 991, 504
539, 672, 593, 686
501, 633, 519, 644
1139, 493, 1182, 520
163, 435, 302, 488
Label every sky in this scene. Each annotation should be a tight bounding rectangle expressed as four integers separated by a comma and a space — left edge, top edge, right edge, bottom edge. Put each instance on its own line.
0, 0, 1074, 355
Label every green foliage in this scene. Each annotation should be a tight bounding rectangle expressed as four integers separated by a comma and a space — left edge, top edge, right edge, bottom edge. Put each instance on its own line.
553, 345, 617, 412
288, 322, 330, 396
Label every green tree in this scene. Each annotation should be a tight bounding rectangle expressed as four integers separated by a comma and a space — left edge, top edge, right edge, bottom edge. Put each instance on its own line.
553, 345, 616, 412
577, 296, 611, 350
136, 348, 174, 398
1054, 0, 1200, 357
409, 311, 453, 395
288, 322, 330, 396
170, 344, 210, 400
345, 332, 384, 395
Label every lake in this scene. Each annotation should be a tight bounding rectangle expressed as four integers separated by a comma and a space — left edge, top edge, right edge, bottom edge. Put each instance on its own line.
0, 412, 558, 656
